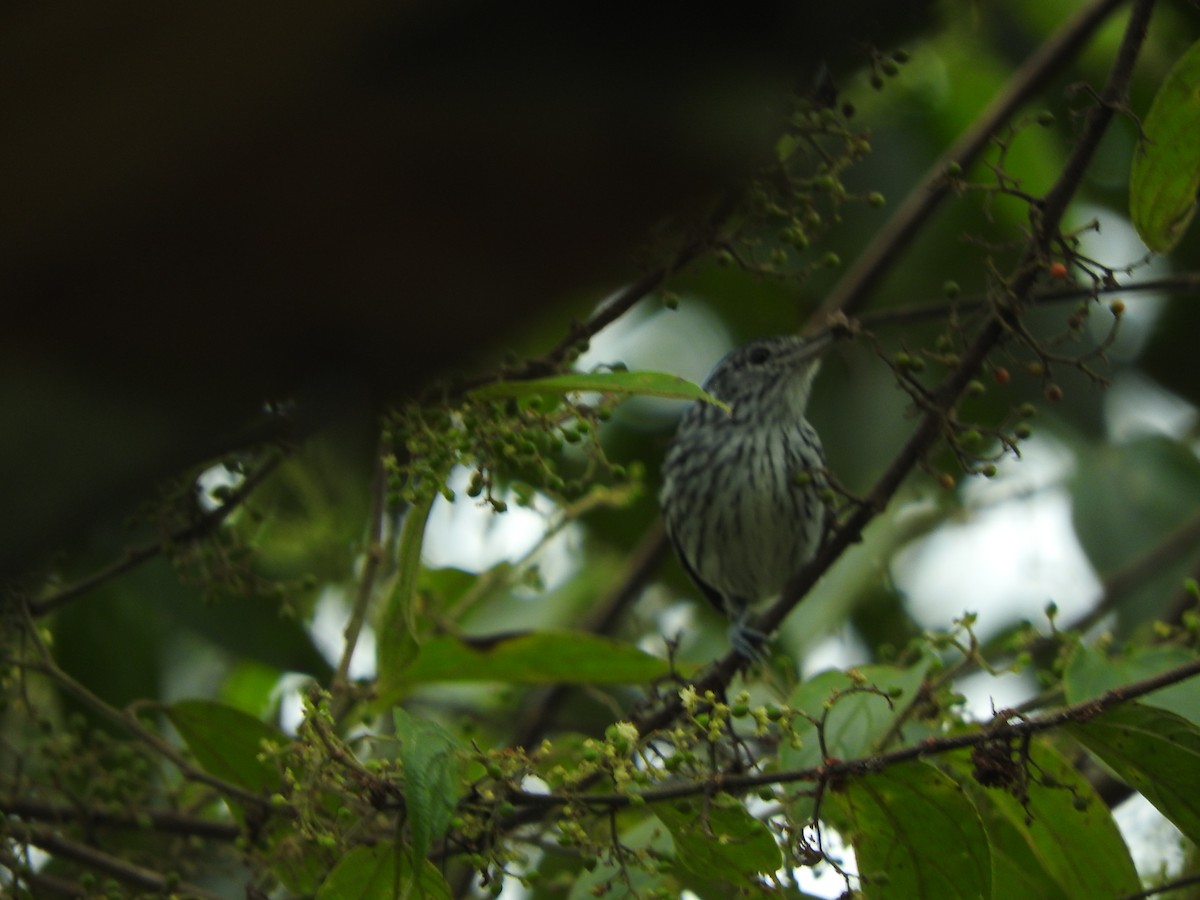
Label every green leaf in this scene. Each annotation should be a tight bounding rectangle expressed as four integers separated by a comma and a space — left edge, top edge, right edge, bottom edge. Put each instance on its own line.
1064, 643, 1200, 725
377, 494, 435, 695
470, 370, 728, 411
826, 761, 991, 900
950, 741, 1139, 899
1131, 37, 1200, 251
166, 699, 284, 794
219, 660, 284, 719
315, 842, 451, 900
393, 708, 466, 864
1069, 437, 1200, 629
1066, 701, 1200, 844
782, 657, 934, 772
398, 631, 674, 685
655, 797, 781, 889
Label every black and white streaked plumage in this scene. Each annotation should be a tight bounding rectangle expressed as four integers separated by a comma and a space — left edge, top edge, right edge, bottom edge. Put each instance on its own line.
659, 333, 832, 658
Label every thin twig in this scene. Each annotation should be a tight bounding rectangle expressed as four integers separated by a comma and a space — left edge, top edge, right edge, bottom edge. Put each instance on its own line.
854, 269, 1200, 333
0, 796, 240, 839
17, 602, 279, 813
462, 193, 739, 392
814, 0, 1130, 323
1120, 872, 1200, 900
29, 453, 283, 617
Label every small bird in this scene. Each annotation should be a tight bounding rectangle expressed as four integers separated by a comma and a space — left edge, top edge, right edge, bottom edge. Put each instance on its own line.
659, 332, 833, 658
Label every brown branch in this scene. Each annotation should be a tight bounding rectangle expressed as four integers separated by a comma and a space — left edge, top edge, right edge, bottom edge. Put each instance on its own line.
854, 269, 1200, 333
506, 652, 1200, 813
28, 453, 283, 617
7, 819, 228, 900
1121, 872, 1200, 900
0, 797, 239, 840
16, 604, 282, 814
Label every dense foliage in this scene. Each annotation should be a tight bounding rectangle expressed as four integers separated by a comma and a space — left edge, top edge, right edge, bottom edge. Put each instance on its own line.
9, 2, 1200, 898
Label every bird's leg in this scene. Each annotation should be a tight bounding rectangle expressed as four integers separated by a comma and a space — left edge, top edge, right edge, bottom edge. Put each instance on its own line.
726, 599, 769, 661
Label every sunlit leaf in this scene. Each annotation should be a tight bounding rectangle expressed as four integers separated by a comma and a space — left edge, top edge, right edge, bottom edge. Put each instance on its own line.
219, 660, 284, 719
470, 370, 727, 411
1131, 37, 1200, 251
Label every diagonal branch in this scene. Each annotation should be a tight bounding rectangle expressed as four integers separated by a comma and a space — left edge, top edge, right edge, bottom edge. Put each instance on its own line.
28, 453, 283, 617
815, 0, 1132, 323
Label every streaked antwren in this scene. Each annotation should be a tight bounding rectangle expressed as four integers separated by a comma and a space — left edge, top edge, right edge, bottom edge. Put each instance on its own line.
659, 332, 833, 659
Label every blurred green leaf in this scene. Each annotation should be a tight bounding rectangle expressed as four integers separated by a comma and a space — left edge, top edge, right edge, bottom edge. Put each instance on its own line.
315, 841, 451, 900
393, 708, 466, 866
1064, 643, 1200, 725
1130, 37, 1200, 251
54, 574, 166, 714
1067, 702, 1200, 845
399, 631, 675, 686
470, 370, 728, 411
1070, 436, 1200, 626
243, 438, 372, 583
951, 741, 1139, 899
167, 699, 284, 794
219, 660, 284, 719
827, 761, 991, 900
377, 494, 435, 695
656, 797, 781, 889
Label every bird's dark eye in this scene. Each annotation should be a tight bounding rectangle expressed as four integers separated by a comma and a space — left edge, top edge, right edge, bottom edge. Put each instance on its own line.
748, 346, 771, 365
